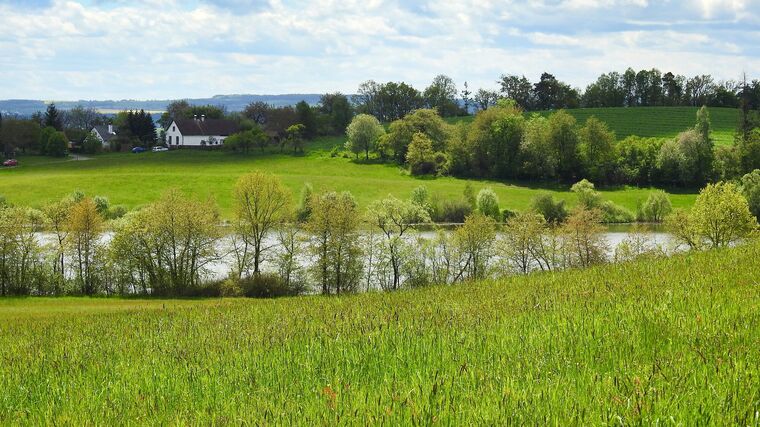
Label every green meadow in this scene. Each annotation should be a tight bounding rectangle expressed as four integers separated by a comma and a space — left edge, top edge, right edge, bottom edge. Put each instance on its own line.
1, 239, 758, 424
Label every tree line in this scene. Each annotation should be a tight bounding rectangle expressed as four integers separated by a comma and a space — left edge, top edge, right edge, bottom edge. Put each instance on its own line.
0, 172, 757, 298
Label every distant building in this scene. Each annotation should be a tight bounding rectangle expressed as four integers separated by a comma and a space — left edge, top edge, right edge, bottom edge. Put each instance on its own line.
91, 124, 118, 146
164, 116, 238, 148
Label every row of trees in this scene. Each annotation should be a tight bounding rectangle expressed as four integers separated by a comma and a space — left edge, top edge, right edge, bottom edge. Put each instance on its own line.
344, 102, 760, 188
1, 172, 757, 297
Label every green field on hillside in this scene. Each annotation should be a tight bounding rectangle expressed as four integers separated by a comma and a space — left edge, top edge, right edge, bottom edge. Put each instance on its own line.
0, 147, 695, 217
450, 106, 739, 146
1, 241, 758, 424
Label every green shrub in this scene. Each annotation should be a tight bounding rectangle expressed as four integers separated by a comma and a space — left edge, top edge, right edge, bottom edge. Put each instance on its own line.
636, 190, 673, 222
531, 193, 568, 224
477, 188, 500, 221
241, 273, 298, 298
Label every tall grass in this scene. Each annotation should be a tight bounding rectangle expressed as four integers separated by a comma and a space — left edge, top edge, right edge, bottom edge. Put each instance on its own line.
1, 240, 758, 424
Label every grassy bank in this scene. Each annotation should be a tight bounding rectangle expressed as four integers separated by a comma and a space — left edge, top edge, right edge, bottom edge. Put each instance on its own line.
1, 241, 758, 424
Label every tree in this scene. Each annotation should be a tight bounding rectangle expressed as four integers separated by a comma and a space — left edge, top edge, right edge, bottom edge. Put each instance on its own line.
501, 210, 546, 274
46, 131, 68, 157
345, 114, 385, 160
225, 127, 268, 154
295, 100, 318, 139
62, 105, 105, 131
468, 101, 524, 178
285, 124, 306, 154
367, 195, 430, 290
474, 89, 499, 111
548, 110, 580, 181
461, 81, 472, 114
578, 116, 616, 183
66, 198, 103, 295
689, 182, 757, 248
561, 208, 608, 268
0, 206, 45, 296
318, 93, 353, 134
498, 74, 534, 110
423, 74, 459, 117
453, 213, 497, 281
44, 103, 62, 130
476, 188, 500, 221
0, 119, 41, 155
384, 109, 452, 164
636, 190, 672, 222
740, 169, 760, 220
81, 132, 102, 154
111, 190, 220, 295
306, 191, 363, 295
233, 172, 292, 277
406, 132, 443, 175
159, 100, 191, 128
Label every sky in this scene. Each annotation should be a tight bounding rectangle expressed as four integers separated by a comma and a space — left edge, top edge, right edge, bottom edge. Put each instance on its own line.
0, 0, 758, 100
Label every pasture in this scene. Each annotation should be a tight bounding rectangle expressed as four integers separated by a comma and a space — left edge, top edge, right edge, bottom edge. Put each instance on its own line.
0, 140, 695, 218
1, 239, 758, 424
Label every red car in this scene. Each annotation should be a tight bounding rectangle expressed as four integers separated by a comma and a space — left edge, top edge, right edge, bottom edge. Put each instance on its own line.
3, 159, 18, 167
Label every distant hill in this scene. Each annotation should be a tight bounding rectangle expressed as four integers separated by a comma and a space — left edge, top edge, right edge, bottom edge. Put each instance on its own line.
0, 94, 325, 117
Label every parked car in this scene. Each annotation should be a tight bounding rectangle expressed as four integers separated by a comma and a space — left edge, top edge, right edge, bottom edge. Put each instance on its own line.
152, 146, 168, 152
132, 147, 146, 154
2, 159, 18, 167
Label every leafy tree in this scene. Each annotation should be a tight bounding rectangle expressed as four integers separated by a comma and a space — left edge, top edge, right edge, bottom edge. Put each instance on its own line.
354, 81, 424, 122
225, 127, 268, 154
501, 210, 546, 274
476, 188, 500, 221
689, 182, 757, 248
306, 191, 363, 295
233, 172, 292, 277
295, 101, 318, 139
66, 198, 103, 295
739, 169, 760, 220
295, 183, 314, 222
0, 206, 45, 296
242, 101, 270, 126
367, 195, 430, 290
0, 119, 41, 155
159, 100, 191, 128
285, 124, 306, 154
636, 190, 672, 222
738, 129, 760, 173
615, 136, 663, 185
561, 207, 608, 268
533, 73, 580, 110
46, 131, 68, 157
519, 114, 556, 179
44, 103, 62, 130
81, 132, 102, 154
473, 89, 499, 111
453, 213, 497, 281
578, 116, 616, 183
111, 190, 220, 295
318, 93, 353, 134
547, 110, 580, 181
468, 101, 524, 178
62, 105, 105, 131
406, 133, 442, 175
345, 114, 384, 160
423, 74, 460, 117
498, 74, 534, 110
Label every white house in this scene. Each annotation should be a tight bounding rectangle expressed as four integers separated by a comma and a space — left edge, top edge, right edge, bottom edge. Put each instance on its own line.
165, 116, 238, 148
91, 124, 117, 146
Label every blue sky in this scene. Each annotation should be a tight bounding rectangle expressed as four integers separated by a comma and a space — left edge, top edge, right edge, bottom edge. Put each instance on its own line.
0, 0, 758, 100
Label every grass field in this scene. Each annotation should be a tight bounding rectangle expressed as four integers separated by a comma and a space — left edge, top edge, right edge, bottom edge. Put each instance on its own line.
450, 106, 740, 146
0, 142, 697, 218
2, 106, 737, 217
1, 240, 758, 423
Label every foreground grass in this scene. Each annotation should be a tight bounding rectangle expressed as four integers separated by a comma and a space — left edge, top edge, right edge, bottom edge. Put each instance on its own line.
1, 241, 759, 424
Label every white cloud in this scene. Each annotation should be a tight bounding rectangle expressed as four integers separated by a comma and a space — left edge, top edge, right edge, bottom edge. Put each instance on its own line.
0, 0, 757, 100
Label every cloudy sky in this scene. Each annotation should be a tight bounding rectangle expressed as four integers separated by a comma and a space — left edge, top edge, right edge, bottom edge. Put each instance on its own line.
0, 0, 758, 100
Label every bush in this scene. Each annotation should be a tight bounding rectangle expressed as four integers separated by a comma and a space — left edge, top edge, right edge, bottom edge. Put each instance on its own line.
636, 190, 673, 222
431, 198, 473, 223
531, 193, 568, 224
501, 209, 517, 222
241, 273, 299, 298
477, 188, 500, 221
600, 201, 635, 223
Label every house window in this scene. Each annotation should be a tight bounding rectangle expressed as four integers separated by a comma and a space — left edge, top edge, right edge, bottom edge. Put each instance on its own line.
173, 126, 176, 132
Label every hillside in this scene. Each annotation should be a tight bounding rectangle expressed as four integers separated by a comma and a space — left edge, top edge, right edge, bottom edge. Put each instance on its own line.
0, 146, 697, 217
1, 240, 758, 424
450, 106, 739, 146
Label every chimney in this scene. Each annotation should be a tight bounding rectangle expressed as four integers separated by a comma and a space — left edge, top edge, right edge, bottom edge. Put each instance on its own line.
193, 115, 198, 121
108, 124, 113, 134
201, 115, 206, 122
